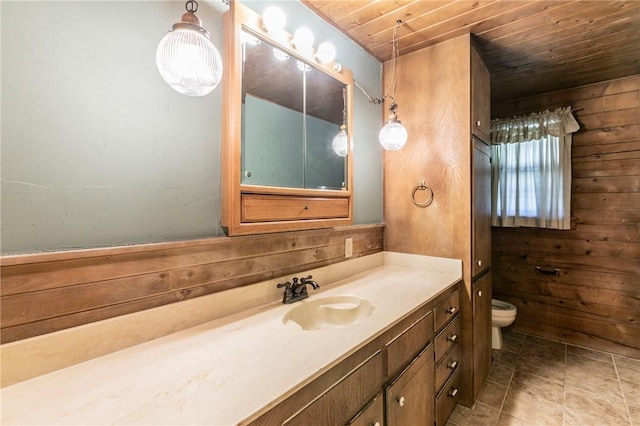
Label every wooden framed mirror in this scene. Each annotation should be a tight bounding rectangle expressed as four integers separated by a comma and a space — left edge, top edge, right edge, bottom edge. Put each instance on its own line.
221, 1, 354, 236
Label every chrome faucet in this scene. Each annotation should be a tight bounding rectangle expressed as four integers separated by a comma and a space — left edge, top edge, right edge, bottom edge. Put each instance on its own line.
277, 275, 319, 304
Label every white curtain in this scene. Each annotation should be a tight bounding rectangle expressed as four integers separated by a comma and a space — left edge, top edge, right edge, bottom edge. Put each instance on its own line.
491, 107, 580, 229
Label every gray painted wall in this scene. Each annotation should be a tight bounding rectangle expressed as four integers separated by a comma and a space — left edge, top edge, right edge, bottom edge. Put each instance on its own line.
0, 1, 383, 254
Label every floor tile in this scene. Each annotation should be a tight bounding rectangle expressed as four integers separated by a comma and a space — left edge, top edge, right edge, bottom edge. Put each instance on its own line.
449, 333, 638, 426
515, 352, 565, 383
501, 331, 525, 353
477, 380, 509, 409
628, 405, 640, 426
509, 370, 564, 405
564, 406, 631, 426
565, 367, 623, 400
523, 335, 566, 353
565, 388, 630, 425
620, 379, 640, 412
614, 355, 640, 385
487, 363, 514, 387
448, 402, 500, 426
492, 349, 519, 368
566, 352, 617, 380
496, 412, 528, 426
501, 388, 564, 425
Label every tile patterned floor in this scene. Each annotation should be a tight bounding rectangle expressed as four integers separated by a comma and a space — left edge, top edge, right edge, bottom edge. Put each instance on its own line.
447, 331, 640, 426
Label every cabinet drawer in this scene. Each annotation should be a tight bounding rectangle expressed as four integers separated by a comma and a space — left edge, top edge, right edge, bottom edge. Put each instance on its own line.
241, 194, 349, 222
284, 351, 383, 425
434, 291, 459, 331
434, 316, 460, 363
386, 311, 434, 378
435, 342, 461, 392
435, 367, 461, 426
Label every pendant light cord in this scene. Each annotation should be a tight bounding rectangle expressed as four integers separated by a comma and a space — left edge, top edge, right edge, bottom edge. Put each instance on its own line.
354, 20, 403, 106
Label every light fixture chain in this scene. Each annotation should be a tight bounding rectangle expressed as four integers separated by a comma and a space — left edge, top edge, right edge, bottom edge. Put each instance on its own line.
185, 0, 198, 13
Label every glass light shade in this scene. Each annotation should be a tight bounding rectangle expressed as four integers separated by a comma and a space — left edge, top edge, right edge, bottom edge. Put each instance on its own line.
332, 125, 348, 157
156, 29, 223, 97
315, 42, 336, 63
291, 27, 314, 51
263, 7, 285, 34
379, 119, 408, 151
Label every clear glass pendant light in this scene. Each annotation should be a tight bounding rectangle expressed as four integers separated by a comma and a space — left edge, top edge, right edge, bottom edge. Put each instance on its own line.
332, 125, 348, 157
379, 102, 408, 151
156, 0, 223, 97
332, 88, 349, 157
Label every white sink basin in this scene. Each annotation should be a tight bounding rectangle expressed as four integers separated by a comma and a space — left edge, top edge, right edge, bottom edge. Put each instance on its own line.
283, 295, 374, 330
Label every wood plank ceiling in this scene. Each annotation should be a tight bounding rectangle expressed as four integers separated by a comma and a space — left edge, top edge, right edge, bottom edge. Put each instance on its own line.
301, 1, 640, 102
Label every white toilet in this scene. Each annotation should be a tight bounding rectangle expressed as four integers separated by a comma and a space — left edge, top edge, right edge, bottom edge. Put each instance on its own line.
491, 299, 517, 350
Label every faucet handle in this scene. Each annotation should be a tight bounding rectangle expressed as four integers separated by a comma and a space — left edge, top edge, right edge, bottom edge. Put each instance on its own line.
276, 281, 292, 289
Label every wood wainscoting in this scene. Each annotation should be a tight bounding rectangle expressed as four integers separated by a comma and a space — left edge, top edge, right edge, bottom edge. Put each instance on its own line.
0, 225, 383, 344
492, 75, 640, 359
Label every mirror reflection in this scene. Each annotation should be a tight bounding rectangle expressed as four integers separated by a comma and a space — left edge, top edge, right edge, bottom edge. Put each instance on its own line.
241, 30, 347, 190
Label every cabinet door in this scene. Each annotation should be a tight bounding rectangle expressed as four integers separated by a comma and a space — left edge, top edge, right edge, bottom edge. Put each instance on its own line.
386, 344, 434, 426
346, 393, 384, 426
472, 271, 492, 399
471, 45, 490, 142
472, 139, 491, 278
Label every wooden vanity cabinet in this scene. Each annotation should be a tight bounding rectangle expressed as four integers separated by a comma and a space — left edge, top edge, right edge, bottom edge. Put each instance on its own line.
247, 283, 460, 426
433, 292, 461, 425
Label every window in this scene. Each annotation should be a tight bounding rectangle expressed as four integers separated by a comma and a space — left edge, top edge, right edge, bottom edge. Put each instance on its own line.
491, 107, 579, 230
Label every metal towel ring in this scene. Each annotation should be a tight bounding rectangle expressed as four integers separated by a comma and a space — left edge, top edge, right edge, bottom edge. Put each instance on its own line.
411, 181, 434, 207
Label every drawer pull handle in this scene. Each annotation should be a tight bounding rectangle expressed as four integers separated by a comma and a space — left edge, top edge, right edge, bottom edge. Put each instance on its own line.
373, 423, 381, 426
447, 360, 458, 369
448, 388, 459, 398
446, 306, 457, 314
447, 334, 458, 343
398, 396, 406, 407
477, 290, 482, 297
477, 259, 482, 267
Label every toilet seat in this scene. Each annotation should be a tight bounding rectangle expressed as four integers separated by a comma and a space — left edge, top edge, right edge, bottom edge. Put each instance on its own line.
492, 299, 515, 310
492, 299, 516, 315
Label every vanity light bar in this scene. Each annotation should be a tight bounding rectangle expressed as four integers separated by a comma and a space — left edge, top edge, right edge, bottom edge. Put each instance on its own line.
260, 6, 337, 65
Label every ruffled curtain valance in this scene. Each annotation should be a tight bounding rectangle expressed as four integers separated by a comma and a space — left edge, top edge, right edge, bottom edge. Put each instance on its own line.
491, 106, 580, 144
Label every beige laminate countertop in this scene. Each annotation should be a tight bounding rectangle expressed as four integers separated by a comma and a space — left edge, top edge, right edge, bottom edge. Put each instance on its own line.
1, 252, 461, 425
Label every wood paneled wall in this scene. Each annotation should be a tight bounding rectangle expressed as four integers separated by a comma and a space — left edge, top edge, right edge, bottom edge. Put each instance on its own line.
492, 76, 640, 358
0, 225, 383, 344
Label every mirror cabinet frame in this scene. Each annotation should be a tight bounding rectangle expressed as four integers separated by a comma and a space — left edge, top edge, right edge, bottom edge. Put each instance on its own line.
221, 1, 354, 236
